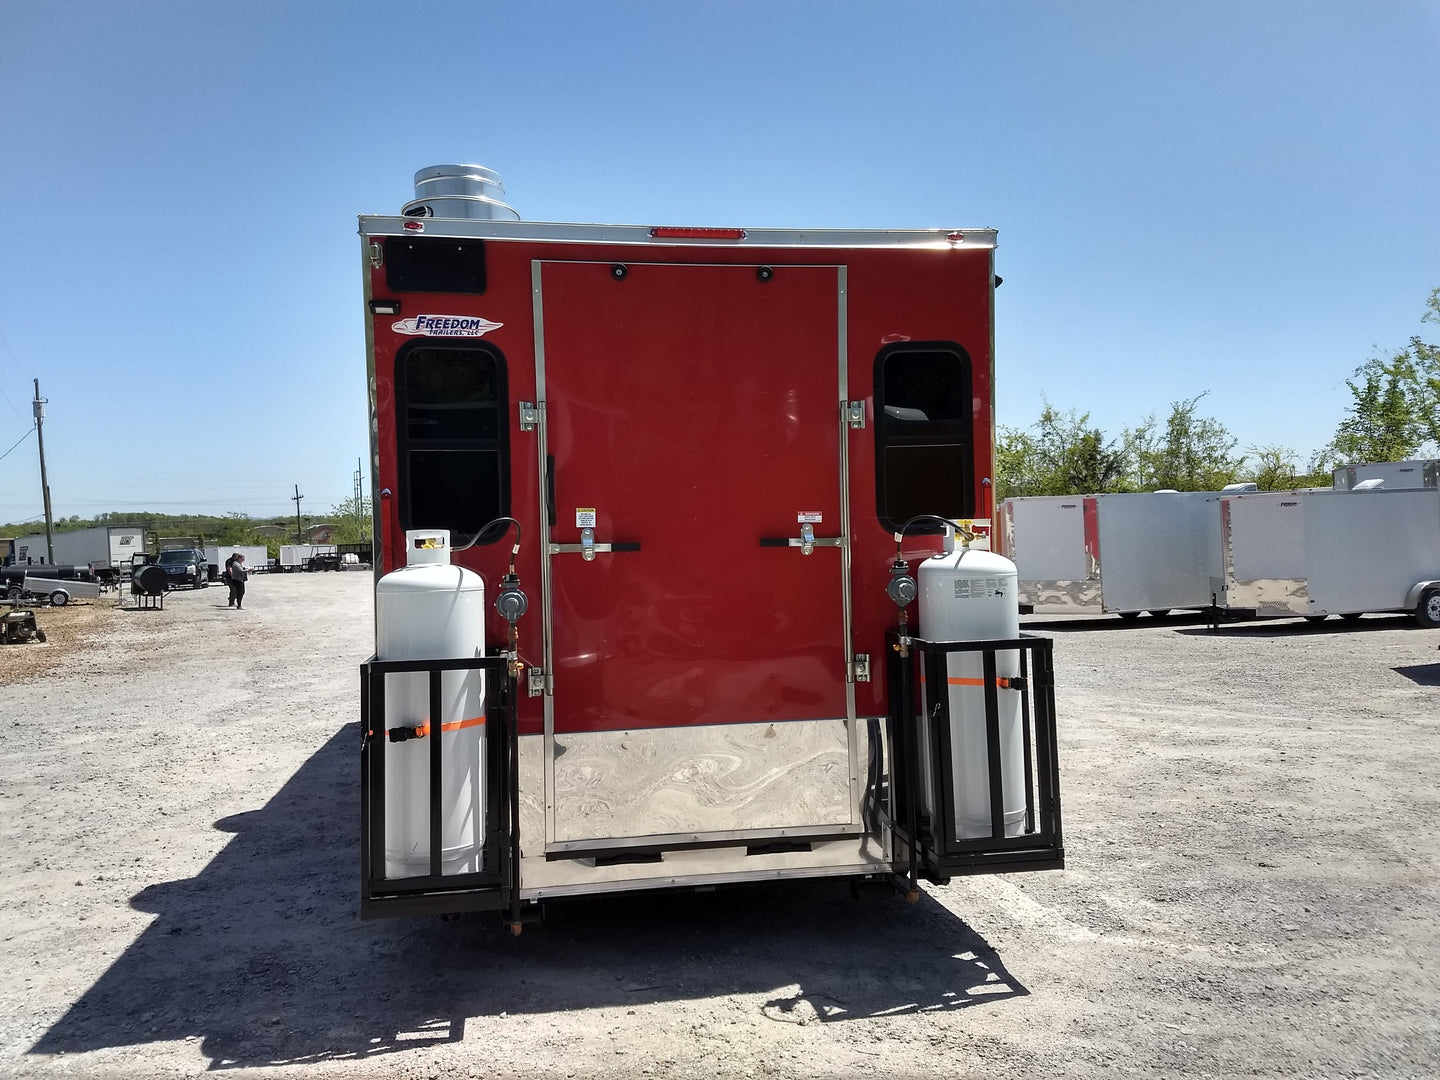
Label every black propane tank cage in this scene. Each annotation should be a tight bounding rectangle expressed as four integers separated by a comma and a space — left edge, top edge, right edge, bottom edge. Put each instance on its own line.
884, 630, 1064, 887
359, 654, 518, 920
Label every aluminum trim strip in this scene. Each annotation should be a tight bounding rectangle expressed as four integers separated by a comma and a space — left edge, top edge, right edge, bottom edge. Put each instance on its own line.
546, 823, 861, 856
361, 238, 383, 593
531, 259, 558, 854
988, 249, 997, 519
359, 217, 997, 250
836, 266, 861, 821
518, 840, 891, 900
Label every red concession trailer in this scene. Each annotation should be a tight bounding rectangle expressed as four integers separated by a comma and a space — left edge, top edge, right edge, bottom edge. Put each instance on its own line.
358, 165, 1063, 923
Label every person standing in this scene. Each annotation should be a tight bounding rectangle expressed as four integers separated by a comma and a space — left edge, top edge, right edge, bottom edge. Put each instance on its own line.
230, 553, 248, 610
223, 552, 237, 606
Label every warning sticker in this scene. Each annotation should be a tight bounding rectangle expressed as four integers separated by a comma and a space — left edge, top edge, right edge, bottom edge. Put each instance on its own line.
575, 508, 597, 528
953, 577, 1006, 600
797, 511, 823, 524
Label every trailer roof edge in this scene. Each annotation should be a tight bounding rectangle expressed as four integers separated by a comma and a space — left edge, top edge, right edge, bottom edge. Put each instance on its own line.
357, 217, 998, 249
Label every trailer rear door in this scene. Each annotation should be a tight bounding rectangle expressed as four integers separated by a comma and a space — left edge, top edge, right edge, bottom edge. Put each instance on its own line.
537, 259, 849, 737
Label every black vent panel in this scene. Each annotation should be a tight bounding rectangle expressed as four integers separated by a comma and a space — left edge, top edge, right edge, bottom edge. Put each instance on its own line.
384, 238, 487, 294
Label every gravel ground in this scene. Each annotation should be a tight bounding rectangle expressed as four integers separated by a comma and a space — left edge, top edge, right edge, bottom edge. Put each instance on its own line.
1, 573, 1437, 1079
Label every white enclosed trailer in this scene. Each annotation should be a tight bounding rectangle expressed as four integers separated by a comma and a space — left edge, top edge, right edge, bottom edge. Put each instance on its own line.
278, 544, 336, 571
11, 525, 146, 582
1332, 460, 1439, 491
995, 496, 1098, 612
997, 492, 1226, 617
1217, 488, 1440, 624
1092, 492, 1226, 617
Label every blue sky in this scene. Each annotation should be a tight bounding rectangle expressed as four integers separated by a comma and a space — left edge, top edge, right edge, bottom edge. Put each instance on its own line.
0, 1, 1436, 523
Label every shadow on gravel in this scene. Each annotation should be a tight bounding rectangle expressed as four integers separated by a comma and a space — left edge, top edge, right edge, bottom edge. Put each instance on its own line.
1023, 612, 1208, 632
1394, 664, 1440, 686
1172, 614, 1419, 638
33, 726, 1022, 1070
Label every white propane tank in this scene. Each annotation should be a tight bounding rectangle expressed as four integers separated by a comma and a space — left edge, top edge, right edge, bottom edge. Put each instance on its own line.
376, 530, 487, 878
918, 541, 1026, 840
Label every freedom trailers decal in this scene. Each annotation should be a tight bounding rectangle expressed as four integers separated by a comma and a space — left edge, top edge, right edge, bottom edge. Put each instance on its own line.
391, 314, 504, 338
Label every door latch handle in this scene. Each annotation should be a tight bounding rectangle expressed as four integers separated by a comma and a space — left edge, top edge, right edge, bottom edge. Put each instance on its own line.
758, 529, 843, 555
548, 531, 643, 559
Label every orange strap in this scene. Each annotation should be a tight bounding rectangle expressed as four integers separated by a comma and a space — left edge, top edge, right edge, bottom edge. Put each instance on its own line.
919, 673, 1017, 690
947, 676, 1016, 690
413, 715, 487, 737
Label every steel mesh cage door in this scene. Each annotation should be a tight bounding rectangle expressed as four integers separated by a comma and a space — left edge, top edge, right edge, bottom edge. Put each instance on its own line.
885, 631, 1063, 881
360, 655, 515, 917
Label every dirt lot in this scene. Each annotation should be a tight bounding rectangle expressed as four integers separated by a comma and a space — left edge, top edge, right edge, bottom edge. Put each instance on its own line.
1, 573, 1437, 1079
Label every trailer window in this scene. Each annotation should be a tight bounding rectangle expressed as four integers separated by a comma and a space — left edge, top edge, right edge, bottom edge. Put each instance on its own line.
396, 343, 510, 540
873, 343, 973, 530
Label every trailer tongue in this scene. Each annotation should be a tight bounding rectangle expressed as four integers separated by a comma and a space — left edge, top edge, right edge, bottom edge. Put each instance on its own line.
358, 165, 1064, 923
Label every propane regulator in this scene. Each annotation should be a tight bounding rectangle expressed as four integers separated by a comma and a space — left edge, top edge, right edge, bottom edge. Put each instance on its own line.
463, 517, 530, 680
887, 513, 970, 656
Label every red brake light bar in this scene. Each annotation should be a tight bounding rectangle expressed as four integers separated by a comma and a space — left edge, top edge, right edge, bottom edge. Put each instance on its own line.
649, 226, 748, 240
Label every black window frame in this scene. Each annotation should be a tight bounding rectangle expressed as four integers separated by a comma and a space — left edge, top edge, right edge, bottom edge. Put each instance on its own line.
394, 339, 511, 544
873, 341, 975, 532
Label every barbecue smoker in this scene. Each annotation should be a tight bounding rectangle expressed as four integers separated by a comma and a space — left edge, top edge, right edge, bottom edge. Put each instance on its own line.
358, 165, 1064, 924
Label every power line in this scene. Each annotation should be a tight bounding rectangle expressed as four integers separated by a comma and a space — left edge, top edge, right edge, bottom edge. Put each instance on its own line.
0, 423, 35, 464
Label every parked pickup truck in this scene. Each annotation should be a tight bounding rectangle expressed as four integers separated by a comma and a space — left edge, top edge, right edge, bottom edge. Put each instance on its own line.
156, 548, 209, 589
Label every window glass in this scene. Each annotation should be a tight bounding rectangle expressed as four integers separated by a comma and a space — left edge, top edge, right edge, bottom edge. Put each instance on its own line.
396, 343, 509, 540
873, 343, 973, 531
405, 348, 499, 441
882, 352, 966, 422
407, 450, 505, 534
881, 444, 970, 522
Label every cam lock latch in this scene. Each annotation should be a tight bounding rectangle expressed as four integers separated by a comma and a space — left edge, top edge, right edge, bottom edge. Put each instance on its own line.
758, 528, 842, 555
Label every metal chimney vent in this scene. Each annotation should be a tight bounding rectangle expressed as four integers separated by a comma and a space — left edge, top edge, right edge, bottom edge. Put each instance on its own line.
402, 164, 520, 221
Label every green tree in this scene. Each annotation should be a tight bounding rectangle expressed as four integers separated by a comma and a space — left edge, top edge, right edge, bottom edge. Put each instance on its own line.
1319, 356, 1426, 467
327, 494, 373, 545
996, 403, 1128, 498
1129, 393, 1246, 491
1242, 444, 1328, 491
1412, 286, 1440, 446
1318, 289, 1439, 467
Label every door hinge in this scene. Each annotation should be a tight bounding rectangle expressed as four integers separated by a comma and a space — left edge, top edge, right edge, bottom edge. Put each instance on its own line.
851, 654, 871, 683
845, 401, 866, 429
528, 668, 550, 697
519, 402, 540, 431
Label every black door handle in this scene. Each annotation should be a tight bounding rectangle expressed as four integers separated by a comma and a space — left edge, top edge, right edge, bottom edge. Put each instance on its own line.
545, 454, 556, 528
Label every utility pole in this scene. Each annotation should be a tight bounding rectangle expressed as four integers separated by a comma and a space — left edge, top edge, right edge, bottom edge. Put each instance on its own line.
33, 379, 54, 565
292, 485, 304, 545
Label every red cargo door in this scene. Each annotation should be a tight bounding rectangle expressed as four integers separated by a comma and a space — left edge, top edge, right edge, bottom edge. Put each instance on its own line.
539, 261, 847, 734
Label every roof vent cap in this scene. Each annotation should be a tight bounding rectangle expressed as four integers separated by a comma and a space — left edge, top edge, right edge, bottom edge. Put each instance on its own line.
402, 164, 520, 221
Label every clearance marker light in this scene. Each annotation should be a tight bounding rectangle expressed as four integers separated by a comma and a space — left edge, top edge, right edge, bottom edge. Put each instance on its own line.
649, 226, 748, 240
